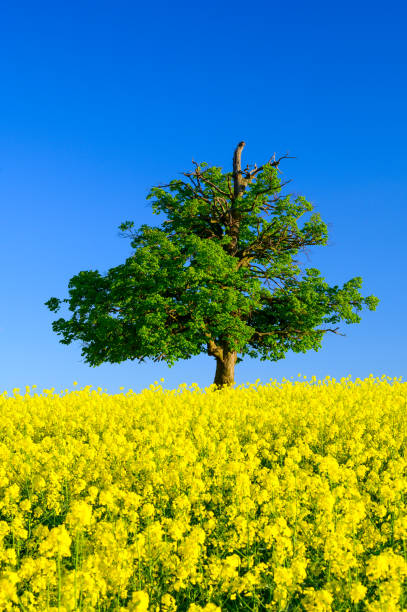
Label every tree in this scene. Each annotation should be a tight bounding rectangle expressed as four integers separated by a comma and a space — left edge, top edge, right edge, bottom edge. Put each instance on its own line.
45, 141, 379, 389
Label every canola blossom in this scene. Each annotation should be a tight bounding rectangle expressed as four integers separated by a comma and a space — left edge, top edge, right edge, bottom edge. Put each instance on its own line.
0, 374, 406, 611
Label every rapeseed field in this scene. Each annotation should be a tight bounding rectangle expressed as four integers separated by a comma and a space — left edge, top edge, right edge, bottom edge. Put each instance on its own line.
1, 374, 407, 611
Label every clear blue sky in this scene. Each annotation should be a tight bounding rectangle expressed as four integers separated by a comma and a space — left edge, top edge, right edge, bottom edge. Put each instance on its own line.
1, 1, 405, 396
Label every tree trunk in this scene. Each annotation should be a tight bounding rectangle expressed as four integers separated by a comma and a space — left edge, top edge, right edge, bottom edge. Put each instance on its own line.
228, 141, 248, 255
213, 350, 237, 389
232, 141, 246, 200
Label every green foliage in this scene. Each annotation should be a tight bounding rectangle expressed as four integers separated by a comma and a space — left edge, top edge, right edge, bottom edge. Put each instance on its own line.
45, 149, 379, 373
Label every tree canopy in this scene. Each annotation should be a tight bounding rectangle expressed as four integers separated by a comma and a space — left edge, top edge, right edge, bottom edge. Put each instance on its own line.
45, 141, 379, 389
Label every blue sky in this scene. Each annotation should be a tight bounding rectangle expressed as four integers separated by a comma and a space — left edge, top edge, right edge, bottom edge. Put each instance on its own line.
1, 2, 405, 396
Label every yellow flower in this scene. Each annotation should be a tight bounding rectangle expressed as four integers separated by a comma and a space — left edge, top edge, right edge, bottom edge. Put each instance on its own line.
99, 488, 116, 509
302, 587, 333, 611
0, 520, 10, 541
0, 572, 19, 606
140, 502, 155, 519
38, 524, 72, 558
72, 477, 87, 495
220, 554, 240, 579
5, 483, 20, 502
168, 518, 187, 541
86, 485, 99, 504
350, 581, 367, 603
19, 498, 32, 513
19, 557, 37, 580
66, 500, 93, 531
11, 514, 28, 540
5, 547, 17, 565
1, 375, 406, 609
129, 590, 149, 611
161, 593, 176, 610
273, 566, 294, 588
366, 552, 392, 581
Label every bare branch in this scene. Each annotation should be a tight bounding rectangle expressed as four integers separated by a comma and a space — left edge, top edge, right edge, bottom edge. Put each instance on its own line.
226, 174, 234, 198
252, 178, 292, 197
182, 160, 231, 199
251, 326, 344, 339
247, 152, 296, 180
213, 195, 228, 216
156, 178, 185, 189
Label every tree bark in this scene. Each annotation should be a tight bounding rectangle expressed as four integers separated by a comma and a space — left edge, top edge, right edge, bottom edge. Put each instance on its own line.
228, 141, 247, 256
213, 350, 237, 389
232, 141, 246, 200
207, 339, 237, 389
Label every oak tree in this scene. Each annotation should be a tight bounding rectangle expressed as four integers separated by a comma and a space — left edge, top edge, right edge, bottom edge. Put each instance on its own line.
45, 141, 379, 389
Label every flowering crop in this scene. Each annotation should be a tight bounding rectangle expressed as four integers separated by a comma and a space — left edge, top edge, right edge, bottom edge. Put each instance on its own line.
0, 374, 406, 611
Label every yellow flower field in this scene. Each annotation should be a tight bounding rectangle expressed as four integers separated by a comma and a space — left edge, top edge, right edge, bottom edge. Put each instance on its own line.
0, 374, 407, 611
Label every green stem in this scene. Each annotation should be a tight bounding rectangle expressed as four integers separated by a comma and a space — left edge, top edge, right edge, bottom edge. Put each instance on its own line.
57, 553, 61, 609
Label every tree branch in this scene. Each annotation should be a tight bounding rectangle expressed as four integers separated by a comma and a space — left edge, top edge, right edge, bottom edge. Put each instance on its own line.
227, 173, 234, 199
247, 152, 296, 181
252, 178, 292, 197
182, 160, 231, 199
251, 326, 345, 338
